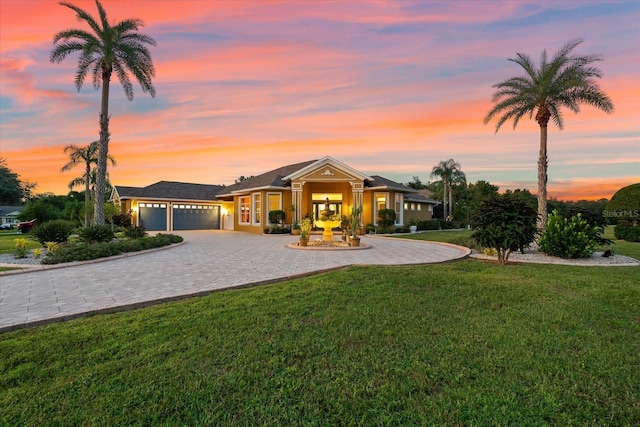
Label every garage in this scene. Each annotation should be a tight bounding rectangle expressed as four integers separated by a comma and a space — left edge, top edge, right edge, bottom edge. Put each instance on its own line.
172, 204, 220, 230
138, 203, 167, 231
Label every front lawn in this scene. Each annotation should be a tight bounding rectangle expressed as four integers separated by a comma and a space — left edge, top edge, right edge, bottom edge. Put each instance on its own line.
1, 260, 638, 425
398, 226, 639, 260
0, 231, 41, 255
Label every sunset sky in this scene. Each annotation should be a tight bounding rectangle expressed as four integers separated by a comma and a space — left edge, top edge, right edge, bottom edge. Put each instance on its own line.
1, 0, 638, 201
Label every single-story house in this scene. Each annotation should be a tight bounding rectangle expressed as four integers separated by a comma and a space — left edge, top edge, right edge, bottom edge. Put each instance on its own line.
112, 156, 439, 233
0, 205, 24, 228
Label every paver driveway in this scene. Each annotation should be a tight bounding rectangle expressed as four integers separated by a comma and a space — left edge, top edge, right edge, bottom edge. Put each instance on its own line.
0, 231, 468, 332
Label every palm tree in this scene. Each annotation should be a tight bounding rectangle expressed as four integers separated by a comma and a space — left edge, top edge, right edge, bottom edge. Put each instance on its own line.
61, 141, 116, 226
50, 0, 156, 224
484, 39, 613, 229
431, 159, 464, 221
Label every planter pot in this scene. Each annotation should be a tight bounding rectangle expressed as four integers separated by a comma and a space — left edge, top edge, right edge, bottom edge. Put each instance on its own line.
299, 237, 308, 247
350, 236, 361, 247
409, 225, 417, 233
292, 229, 301, 235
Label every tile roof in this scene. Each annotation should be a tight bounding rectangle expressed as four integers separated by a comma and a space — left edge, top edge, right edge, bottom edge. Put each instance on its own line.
366, 175, 415, 192
115, 181, 225, 201
218, 160, 317, 194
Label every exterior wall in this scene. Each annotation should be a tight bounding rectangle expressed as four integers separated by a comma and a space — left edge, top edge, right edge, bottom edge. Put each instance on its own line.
403, 202, 434, 223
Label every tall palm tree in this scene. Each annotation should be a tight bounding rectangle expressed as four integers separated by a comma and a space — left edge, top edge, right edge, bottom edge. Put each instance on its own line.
61, 141, 116, 226
484, 39, 613, 229
50, 0, 156, 224
431, 159, 464, 221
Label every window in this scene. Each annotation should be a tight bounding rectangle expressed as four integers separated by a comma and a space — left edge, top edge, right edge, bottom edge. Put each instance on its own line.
374, 193, 388, 225
239, 196, 250, 224
253, 193, 261, 225
404, 202, 409, 210
395, 194, 403, 225
268, 193, 281, 213
418, 204, 422, 211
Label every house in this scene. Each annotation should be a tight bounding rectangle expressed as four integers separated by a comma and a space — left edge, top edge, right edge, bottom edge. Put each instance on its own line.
0, 205, 24, 229
112, 156, 439, 232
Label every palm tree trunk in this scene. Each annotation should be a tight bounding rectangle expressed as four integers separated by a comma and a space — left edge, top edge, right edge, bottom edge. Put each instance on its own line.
537, 124, 549, 230
448, 185, 453, 221
95, 70, 111, 225
84, 164, 90, 227
442, 179, 448, 220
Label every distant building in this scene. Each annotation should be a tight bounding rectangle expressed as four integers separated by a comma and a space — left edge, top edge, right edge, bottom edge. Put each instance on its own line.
0, 206, 24, 228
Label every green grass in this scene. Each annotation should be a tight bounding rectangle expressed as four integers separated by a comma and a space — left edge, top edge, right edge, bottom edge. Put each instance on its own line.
398, 226, 640, 260
1, 260, 638, 426
0, 231, 41, 255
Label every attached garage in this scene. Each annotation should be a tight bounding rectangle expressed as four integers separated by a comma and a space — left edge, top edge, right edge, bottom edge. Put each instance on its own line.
138, 203, 167, 231
173, 204, 220, 230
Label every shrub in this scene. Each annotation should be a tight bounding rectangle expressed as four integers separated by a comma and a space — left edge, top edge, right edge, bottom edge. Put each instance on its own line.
377, 209, 396, 228
268, 210, 286, 225
471, 194, 538, 265
539, 211, 602, 259
605, 183, 640, 223
79, 224, 115, 243
31, 220, 75, 244
418, 220, 440, 231
614, 220, 640, 242
112, 212, 133, 228
42, 234, 183, 264
14, 238, 28, 259
157, 233, 184, 244
395, 226, 410, 233
124, 225, 147, 239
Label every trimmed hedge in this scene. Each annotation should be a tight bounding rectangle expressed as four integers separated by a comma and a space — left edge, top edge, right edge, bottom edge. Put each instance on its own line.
42, 234, 184, 264
614, 221, 640, 242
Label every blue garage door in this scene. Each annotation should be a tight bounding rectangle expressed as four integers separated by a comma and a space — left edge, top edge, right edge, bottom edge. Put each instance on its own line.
139, 203, 167, 231
173, 204, 220, 230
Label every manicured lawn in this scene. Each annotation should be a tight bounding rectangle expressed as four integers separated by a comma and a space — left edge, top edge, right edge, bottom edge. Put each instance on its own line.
0, 230, 41, 255
397, 226, 640, 260
1, 260, 638, 425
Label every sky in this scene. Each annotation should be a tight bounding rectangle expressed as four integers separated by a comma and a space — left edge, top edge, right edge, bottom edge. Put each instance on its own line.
1, 0, 638, 201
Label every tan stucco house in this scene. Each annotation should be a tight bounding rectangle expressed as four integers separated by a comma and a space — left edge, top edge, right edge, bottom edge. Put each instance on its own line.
112, 156, 439, 232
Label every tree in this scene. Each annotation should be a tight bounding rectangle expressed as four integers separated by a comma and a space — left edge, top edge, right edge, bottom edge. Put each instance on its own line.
50, 0, 156, 224
471, 194, 538, 265
61, 141, 116, 226
0, 158, 35, 204
406, 176, 428, 190
431, 159, 465, 220
484, 39, 614, 230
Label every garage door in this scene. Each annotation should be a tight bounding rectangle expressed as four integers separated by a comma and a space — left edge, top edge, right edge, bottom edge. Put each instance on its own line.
139, 203, 167, 231
173, 204, 221, 230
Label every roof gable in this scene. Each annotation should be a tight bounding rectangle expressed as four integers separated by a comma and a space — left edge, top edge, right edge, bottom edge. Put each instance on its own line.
283, 156, 372, 182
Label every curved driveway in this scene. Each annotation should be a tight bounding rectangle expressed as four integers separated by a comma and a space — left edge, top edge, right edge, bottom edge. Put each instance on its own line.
0, 231, 468, 332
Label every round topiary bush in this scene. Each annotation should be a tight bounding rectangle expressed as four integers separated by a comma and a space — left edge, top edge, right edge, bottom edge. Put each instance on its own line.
606, 184, 640, 241
605, 183, 640, 222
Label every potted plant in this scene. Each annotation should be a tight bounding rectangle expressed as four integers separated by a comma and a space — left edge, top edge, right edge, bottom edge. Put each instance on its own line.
408, 217, 420, 233
292, 220, 301, 235
349, 205, 362, 247
299, 217, 312, 246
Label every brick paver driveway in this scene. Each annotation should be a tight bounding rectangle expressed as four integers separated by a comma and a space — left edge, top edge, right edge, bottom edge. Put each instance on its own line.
0, 231, 468, 331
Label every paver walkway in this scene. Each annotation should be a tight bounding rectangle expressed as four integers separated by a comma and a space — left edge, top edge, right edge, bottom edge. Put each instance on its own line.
0, 231, 468, 332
